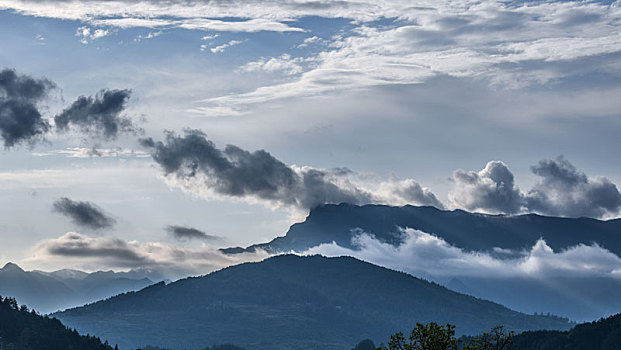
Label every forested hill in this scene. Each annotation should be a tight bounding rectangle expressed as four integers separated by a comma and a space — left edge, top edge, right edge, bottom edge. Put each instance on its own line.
514, 312, 621, 350
0, 295, 115, 350
56, 255, 570, 350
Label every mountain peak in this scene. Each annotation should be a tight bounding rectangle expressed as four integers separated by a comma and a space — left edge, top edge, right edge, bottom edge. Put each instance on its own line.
1, 262, 24, 273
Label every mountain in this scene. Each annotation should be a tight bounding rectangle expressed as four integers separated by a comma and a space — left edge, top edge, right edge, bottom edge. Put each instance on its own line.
0, 295, 114, 350
223, 203, 621, 254
513, 312, 621, 350
222, 204, 621, 321
0, 263, 154, 314
54, 255, 571, 350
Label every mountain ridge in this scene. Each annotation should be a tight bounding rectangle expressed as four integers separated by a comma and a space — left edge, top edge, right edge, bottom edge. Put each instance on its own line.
222, 203, 621, 255
55, 254, 571, 350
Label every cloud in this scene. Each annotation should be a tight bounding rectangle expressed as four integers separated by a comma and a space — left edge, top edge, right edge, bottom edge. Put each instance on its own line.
54, 89, 139, 140
75, 26, 110, 44
239, 54, 307, 75
52, 197, 116, 230
376, 179, 444, 209
209, 40, 244, 54
189, 1, 621, 113
166, 225, 221, 242
526, 156, 621, 218
449, 161, 524, 214
140, 129, 440, 210
33, 147, 150, 158
304, 228, 621, 280
0, 68, 55, 147
29, 232, 269, 279
449, 157, 621, 218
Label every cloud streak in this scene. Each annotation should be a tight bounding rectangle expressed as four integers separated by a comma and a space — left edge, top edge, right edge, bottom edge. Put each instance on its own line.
166, 225, 221, 242
53, 197, 116, 230
0, 68, 54, 147
140, 129, 442, 210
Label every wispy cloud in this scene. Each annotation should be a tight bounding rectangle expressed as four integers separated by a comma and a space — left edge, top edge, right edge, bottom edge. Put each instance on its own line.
209, 40, 245, 53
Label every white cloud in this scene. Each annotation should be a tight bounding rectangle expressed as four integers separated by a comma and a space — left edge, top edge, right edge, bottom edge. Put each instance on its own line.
210, 40, 244, 53
191, 1, 621, 112
304, 228, 621, 279
239, 54, 307, 75
75, 26, 109, 44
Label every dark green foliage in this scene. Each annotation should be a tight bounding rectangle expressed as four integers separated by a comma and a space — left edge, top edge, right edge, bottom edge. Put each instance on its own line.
0, 295, 113, 350
463, 326, 514, 350
513, 313, 621, 350
137, 345, 244, 350
56, 255, 569, 350
378, 323, 459, 350
378, 323, 513, 350
352, 339, 376, 350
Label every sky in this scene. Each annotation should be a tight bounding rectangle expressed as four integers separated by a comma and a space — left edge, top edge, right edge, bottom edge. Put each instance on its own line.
1, 0, 621, 278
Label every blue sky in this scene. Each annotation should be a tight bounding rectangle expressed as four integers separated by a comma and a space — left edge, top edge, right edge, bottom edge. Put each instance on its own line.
1, 0, 621, 277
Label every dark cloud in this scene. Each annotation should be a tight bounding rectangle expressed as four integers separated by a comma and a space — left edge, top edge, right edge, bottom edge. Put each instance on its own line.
54, 89, 138, 139
140, 129, 376, 210
450, 161, 524, 214
39, 232, 147, 266
450, 157, 621, 218
0, 69, 54, 147
526, 156, 621, 218
53, 197, 116, 230
167, 225, 222, 241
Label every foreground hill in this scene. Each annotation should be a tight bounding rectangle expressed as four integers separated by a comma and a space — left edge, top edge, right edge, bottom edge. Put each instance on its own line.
514, 312, 621, 349
223, 204, 621, 254
55, 255, 570, 350
0, 263, 154, 314
0, 295, 114, 350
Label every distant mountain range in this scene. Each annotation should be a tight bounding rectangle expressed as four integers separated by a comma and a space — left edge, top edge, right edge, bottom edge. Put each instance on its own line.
0, 262, 155, 314
223, 203, 621, 255
223, 204, 621, 321
54, 255, 571, 350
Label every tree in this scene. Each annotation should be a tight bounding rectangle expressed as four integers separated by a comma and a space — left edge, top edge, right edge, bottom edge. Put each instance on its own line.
464, 326, 514, 350
378, 322, 459, 350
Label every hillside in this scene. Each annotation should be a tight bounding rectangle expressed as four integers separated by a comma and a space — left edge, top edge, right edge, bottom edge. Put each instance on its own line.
0, 294, 114, 350
55, 255, 571, 350
0, 263, 154, 314
514, 312, 621, 349
223, 204, 621, 254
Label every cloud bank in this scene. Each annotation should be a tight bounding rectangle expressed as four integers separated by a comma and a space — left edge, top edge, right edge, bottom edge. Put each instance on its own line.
29, 231, 269, 279
52, 197, 116, 230
450, 156, 621, 218
304, 228, 621, 280
0, 68, 54, 147
140, 129, 442, 210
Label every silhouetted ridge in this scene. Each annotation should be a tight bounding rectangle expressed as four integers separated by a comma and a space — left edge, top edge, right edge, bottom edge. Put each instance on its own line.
222, 204, 621, 255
